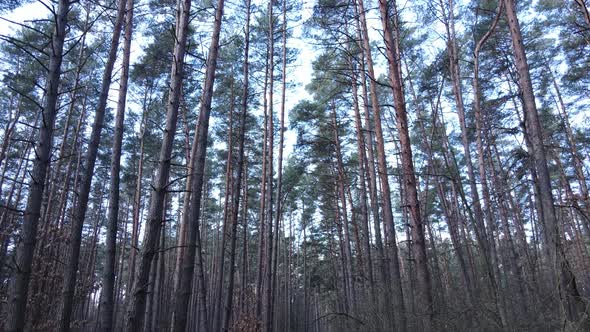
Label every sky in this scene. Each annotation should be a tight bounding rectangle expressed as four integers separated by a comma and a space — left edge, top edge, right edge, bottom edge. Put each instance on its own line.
0, 2, 41, 35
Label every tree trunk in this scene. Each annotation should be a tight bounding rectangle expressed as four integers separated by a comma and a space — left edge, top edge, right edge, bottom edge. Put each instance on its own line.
37, 8, 89, 252
212, 84, 235, 332
256, 55, 269, 318
172, 102, 195, 304
99, 0, 134, 329
127, 108, 146, 296
263, 2, 275, 330
504, 0, 587, 325
404, 56, 476, 307
0, 124, 34, 288
377, 0, 433, 329
151, 216, 166, 330
126, 0, 192, 328
113, 202, 130, 329
59, 0, 127, 329
270, 0, 287, 327
471, 1, 508, 326
172, 0, 225, 328
331, 102, 356, 314
354, 0, 406, 328
223, 2, 251, 329
6, 1, 69, 330
349, 60, 375, 300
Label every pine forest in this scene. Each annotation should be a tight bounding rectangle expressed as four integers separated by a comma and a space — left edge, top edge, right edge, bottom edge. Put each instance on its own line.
0, 0, 590, 331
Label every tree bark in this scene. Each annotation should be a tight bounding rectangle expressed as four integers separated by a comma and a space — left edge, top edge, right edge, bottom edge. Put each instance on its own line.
472, 1, 508, 325
270, 0, 288, 327
377, 0, 433, 329
6, 1, 69, 330
223, 2, 252, 329
256, 69, 268, 319
331, 101, 357, 314
127, 106, 146, 296
354, 0, 406, 328
126, 0, 192, 328
212, 83, 235, 332
99, 0, 134, 329
504, 0, 587, 325
172, 0, 225, 328
349, 60, 375, 300
256, 51, 269, 318
59, 0, 127, 329
263, 2, 275, 330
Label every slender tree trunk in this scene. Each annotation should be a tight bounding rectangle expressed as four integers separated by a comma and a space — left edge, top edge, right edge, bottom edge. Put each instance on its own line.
151, 217, 166, 330
172, 103, 195, 303
222, 2, 251, 329
37, 8, 89, 246
126, 0, 192, 328
354, 0, 406, 328
440, 0, 489, 241
99, 0, 134, 329
0, 124, 34, 287
487, 145, 529, 317
504, 0, 587, 325
471, 1, 510, 326
270, 0, 287, 327
377, 0, 433, 329
239, 174, 249, 316
6, 1, 69, 330
331, 102, 356, 314
441, 3, 505, 315
144, 232, 158, 332
0, 104, 31, 237
264, 2, 275, 330
492, 141, 536, 287
55, 89, 88, 231
546, 66, 589, 217
59, 0, 127, 329
0, 97, 20, 177
212, 84, 235, 332
405, 57, 476, 307
127, 109, 146, 296
113, 202, 130, 329
256, 57, 269, 318
303, 224, 308, 332
349, 61, 375, 300
333, 187, 350, 317
172, 0, 225, 328
81, 196, 105, 322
